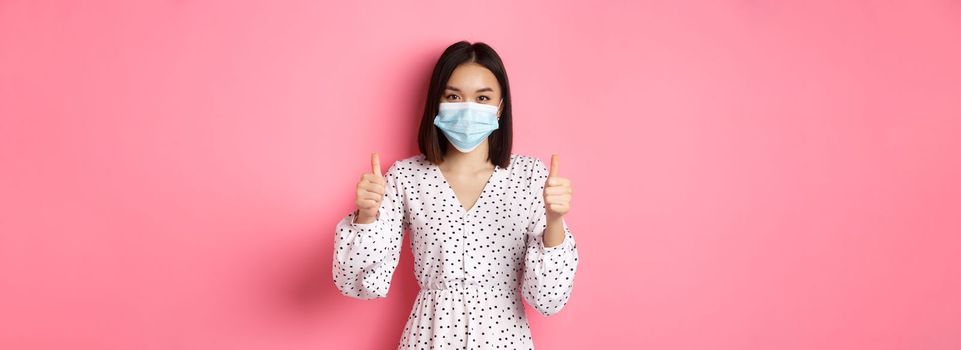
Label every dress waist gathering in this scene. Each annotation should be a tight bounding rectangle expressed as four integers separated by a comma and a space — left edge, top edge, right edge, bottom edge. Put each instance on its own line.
418, 279, 519, 294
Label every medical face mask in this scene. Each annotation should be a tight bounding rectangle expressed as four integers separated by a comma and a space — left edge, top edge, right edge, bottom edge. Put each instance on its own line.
433, 100, 502, 153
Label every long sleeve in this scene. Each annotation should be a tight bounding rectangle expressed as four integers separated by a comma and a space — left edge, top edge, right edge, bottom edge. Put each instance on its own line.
332, 162, 407, 300
521, 158, 579, 317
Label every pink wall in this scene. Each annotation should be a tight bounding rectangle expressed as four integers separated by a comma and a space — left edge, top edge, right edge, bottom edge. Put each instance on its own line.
2, 0, 960, 349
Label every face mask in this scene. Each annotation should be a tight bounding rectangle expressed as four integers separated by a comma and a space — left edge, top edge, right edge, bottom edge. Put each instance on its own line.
433, 100, 502, 153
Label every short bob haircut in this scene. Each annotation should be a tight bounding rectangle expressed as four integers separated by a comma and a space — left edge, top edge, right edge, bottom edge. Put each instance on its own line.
418, 41, 513, 168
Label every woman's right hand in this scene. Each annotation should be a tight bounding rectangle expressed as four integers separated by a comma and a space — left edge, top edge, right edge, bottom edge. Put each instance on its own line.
354, 152, 386, 224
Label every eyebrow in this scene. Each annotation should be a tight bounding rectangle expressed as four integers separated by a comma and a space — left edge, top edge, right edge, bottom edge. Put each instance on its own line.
445, 85, 494, 93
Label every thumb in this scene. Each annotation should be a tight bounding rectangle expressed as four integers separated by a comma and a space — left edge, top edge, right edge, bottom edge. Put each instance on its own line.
548, 154, 559, 177
371, 152, 382, 177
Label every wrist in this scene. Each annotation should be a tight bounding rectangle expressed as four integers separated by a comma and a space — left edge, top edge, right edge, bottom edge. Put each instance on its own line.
546, 213, 564, 225
354, 209, 378, 224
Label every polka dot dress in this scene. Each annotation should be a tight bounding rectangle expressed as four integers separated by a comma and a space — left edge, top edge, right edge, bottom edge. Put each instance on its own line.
333, 153, 579, 349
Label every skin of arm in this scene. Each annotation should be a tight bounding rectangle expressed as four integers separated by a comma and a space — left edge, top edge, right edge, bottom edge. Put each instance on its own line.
543, 217, 566, 248
355, 209, 376, 224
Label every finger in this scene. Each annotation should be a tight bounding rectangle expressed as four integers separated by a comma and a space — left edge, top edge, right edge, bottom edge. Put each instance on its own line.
547, 177, 570, 187
544, 186, 571, 195
363, 173, 387, 186
548, 203, 570, 213
357, 199, 379, 209
360, 183, 386, 196
371, 152, 382, 178
358, 190, 383, 202
545, 194, 571, 204
549, 154, 559, 177
360, 174, 387, 188
357, 180, 385, 195
357, 189, 383, 202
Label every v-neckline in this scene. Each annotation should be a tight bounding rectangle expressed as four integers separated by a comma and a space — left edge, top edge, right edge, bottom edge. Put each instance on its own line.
431, 160, 502, 217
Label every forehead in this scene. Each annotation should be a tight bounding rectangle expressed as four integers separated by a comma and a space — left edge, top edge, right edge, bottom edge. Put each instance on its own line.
446, 63, 500, 92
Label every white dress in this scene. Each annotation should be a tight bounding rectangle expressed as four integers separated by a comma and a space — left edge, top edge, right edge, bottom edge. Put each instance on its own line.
333, 153, 579, 349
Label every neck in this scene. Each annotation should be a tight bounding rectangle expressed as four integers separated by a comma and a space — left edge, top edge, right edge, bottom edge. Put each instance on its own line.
441, 139, 494, 172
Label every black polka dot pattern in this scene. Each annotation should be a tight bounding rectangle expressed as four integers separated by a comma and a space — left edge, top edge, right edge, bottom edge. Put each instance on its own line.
333, 153, 579, 349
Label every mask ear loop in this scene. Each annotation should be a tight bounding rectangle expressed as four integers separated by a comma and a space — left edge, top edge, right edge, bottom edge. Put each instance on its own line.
496, 98, 504, 119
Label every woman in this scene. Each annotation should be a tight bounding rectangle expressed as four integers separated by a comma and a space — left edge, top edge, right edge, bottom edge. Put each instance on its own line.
333, 41, 579, 349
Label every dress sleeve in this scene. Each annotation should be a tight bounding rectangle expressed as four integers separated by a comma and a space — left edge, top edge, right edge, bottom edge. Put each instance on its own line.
332, 162, 407, 300
521, 158, 580, 316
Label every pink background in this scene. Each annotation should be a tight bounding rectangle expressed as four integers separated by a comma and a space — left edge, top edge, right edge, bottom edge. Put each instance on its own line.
2, 0, 960, 349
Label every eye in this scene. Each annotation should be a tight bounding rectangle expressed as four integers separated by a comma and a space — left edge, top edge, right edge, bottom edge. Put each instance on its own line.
478, 96, 490, 102
446, 94, 460, 101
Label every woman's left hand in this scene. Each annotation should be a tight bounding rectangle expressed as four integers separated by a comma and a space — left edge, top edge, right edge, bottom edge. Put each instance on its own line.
544, 154, 572, 221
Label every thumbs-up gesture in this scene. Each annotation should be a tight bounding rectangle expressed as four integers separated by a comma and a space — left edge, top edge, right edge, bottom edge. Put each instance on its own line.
354, 152, 387, 224
543, 154, 572, 221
